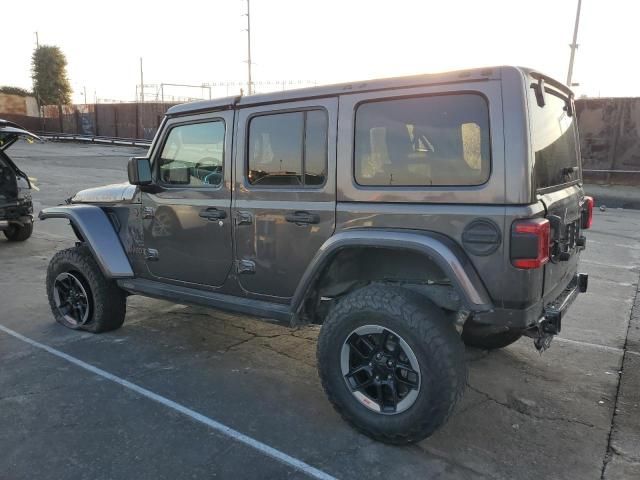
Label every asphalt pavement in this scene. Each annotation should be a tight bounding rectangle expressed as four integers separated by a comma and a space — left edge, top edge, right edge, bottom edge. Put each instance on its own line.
1, 141, 639, 479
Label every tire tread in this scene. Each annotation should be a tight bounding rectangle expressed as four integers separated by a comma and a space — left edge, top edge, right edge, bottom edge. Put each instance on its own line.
317, 284, 467, 444
46, 245, 126, 333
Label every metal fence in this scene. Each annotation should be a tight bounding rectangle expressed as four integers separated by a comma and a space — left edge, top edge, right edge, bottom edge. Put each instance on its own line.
5, 102, 178, 141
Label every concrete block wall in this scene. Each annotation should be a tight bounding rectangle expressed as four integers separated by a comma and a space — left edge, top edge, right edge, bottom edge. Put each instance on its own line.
576, 98, 640, 185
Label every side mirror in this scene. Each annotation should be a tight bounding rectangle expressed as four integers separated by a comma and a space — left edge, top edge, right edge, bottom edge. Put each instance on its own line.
128, 157, 152, 185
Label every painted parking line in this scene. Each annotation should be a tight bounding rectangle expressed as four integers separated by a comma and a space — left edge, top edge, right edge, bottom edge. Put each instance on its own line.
553, 337, 625, 353
0, 324, 338, 480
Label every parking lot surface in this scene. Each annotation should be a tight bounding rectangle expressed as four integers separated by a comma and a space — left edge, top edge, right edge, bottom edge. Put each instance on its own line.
1, 142, 639, 479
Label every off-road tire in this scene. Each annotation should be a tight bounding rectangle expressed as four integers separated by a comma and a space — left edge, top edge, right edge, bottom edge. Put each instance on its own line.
461, 329, 522, 350
3, 222, 33, 242
317, 284, 467, 444
46, 245, 126, 333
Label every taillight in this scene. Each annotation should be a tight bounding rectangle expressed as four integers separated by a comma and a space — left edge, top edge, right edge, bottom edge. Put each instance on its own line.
511, 218, 550, 269
581, 196, 594, 229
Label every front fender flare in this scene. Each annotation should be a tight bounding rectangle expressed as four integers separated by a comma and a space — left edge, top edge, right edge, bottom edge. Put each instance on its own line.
291, 229, 493, 316
39, 205, 134, 278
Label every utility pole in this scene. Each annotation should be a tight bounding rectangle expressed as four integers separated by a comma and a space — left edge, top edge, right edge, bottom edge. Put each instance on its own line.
33, 32, 43, 126
140, 57, 144, 103
566, 0, 582, 87
244, 0, 253, 95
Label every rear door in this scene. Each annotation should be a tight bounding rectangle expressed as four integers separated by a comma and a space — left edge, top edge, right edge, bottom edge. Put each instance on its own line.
233, 98, 337, 300
0, 120, 40, 151
527, 76, 583, 299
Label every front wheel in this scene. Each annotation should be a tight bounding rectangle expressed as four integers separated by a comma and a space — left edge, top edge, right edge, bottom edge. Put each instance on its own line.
317, 285, 467, 444
46, 245, 127, 333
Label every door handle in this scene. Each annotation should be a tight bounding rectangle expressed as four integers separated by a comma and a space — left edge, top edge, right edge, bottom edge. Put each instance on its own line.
285, 211, 320, 225
199, 208, 227, 221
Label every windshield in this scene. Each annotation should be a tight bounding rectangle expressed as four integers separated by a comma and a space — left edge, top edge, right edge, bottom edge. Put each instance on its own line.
528, 86, 581, 191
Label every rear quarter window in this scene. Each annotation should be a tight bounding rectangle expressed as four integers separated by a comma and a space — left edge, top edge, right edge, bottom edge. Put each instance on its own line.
528, 87, 580, 191
354, 94, 491, 186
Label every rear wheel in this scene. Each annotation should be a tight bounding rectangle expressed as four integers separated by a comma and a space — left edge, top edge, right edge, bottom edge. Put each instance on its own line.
46, 245, 126, 333
317, 285, 467, 444
3, 222, 33, 242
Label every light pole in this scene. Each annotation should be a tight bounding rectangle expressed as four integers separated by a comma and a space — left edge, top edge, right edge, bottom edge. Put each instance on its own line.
244, 0, 253, 95
566, 0, 582, 87
140, 57, 145, 103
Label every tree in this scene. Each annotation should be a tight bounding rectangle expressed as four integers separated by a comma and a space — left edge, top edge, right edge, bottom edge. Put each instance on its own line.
0, 86, 32, 97
31, 45, 72, 105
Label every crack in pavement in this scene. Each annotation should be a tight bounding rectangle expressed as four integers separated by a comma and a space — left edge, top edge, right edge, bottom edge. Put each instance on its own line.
0, 384, 67, 402
600, 273, 640, 479
466, 384, 596, 429
156, 308, 318, 366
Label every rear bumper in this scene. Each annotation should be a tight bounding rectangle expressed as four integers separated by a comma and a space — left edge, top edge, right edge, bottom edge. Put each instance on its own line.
467, 273, 588, 335
540, 273, 588, 334
0, 201, 33, 223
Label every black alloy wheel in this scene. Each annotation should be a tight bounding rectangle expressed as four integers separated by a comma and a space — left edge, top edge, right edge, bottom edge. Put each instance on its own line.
52, 272, 92, 326
341, 325, 421, 414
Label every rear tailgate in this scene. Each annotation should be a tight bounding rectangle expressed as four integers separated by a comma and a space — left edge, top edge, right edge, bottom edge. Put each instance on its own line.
527, 73, 584, 300
539, 186, 583, 300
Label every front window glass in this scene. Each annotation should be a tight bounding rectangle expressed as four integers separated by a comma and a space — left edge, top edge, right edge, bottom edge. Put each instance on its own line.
354, 94, 491, 186
158, 121, 224, 187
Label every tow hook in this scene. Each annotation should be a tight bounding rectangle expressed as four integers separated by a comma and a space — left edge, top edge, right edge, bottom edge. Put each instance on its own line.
529, 304, 562, 353
533, 333, 554, 352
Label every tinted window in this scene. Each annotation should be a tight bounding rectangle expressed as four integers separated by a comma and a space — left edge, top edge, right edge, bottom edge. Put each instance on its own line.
354, 94, 490, 186
248, 110, 327, 187
304, 110, 328, 186
158, 121, 224, 187
529, 89, 580, 190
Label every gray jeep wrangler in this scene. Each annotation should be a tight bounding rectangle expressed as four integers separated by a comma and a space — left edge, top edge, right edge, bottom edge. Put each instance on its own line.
41, 66, 591, 444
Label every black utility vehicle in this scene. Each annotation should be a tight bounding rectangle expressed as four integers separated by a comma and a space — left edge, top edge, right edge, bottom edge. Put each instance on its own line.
0, 120, 38, 241
41, 67, 592, 444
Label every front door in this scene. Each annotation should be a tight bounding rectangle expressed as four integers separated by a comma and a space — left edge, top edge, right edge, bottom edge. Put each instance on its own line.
233, 98, 337, 299
142, 111, 233, 287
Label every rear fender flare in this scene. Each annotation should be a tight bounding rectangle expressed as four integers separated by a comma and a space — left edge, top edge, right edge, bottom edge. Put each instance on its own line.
291, 229, 493, 318
39, 205, 134, 278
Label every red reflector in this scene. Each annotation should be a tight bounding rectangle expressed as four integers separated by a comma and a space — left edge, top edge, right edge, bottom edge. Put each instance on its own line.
511, 218, 550, 269
582, 196, 594, 229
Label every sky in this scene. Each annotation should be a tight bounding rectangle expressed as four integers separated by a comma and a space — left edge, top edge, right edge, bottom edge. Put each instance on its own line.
2, 0, 638, 103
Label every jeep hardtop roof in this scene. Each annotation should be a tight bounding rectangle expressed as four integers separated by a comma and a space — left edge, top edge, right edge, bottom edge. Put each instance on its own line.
167, 66, 557, 117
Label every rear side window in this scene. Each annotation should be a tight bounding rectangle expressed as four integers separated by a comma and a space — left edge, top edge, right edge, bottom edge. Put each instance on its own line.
248, 110, 327, 187
354, 94, 490, 186
528, 88, 580, 191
